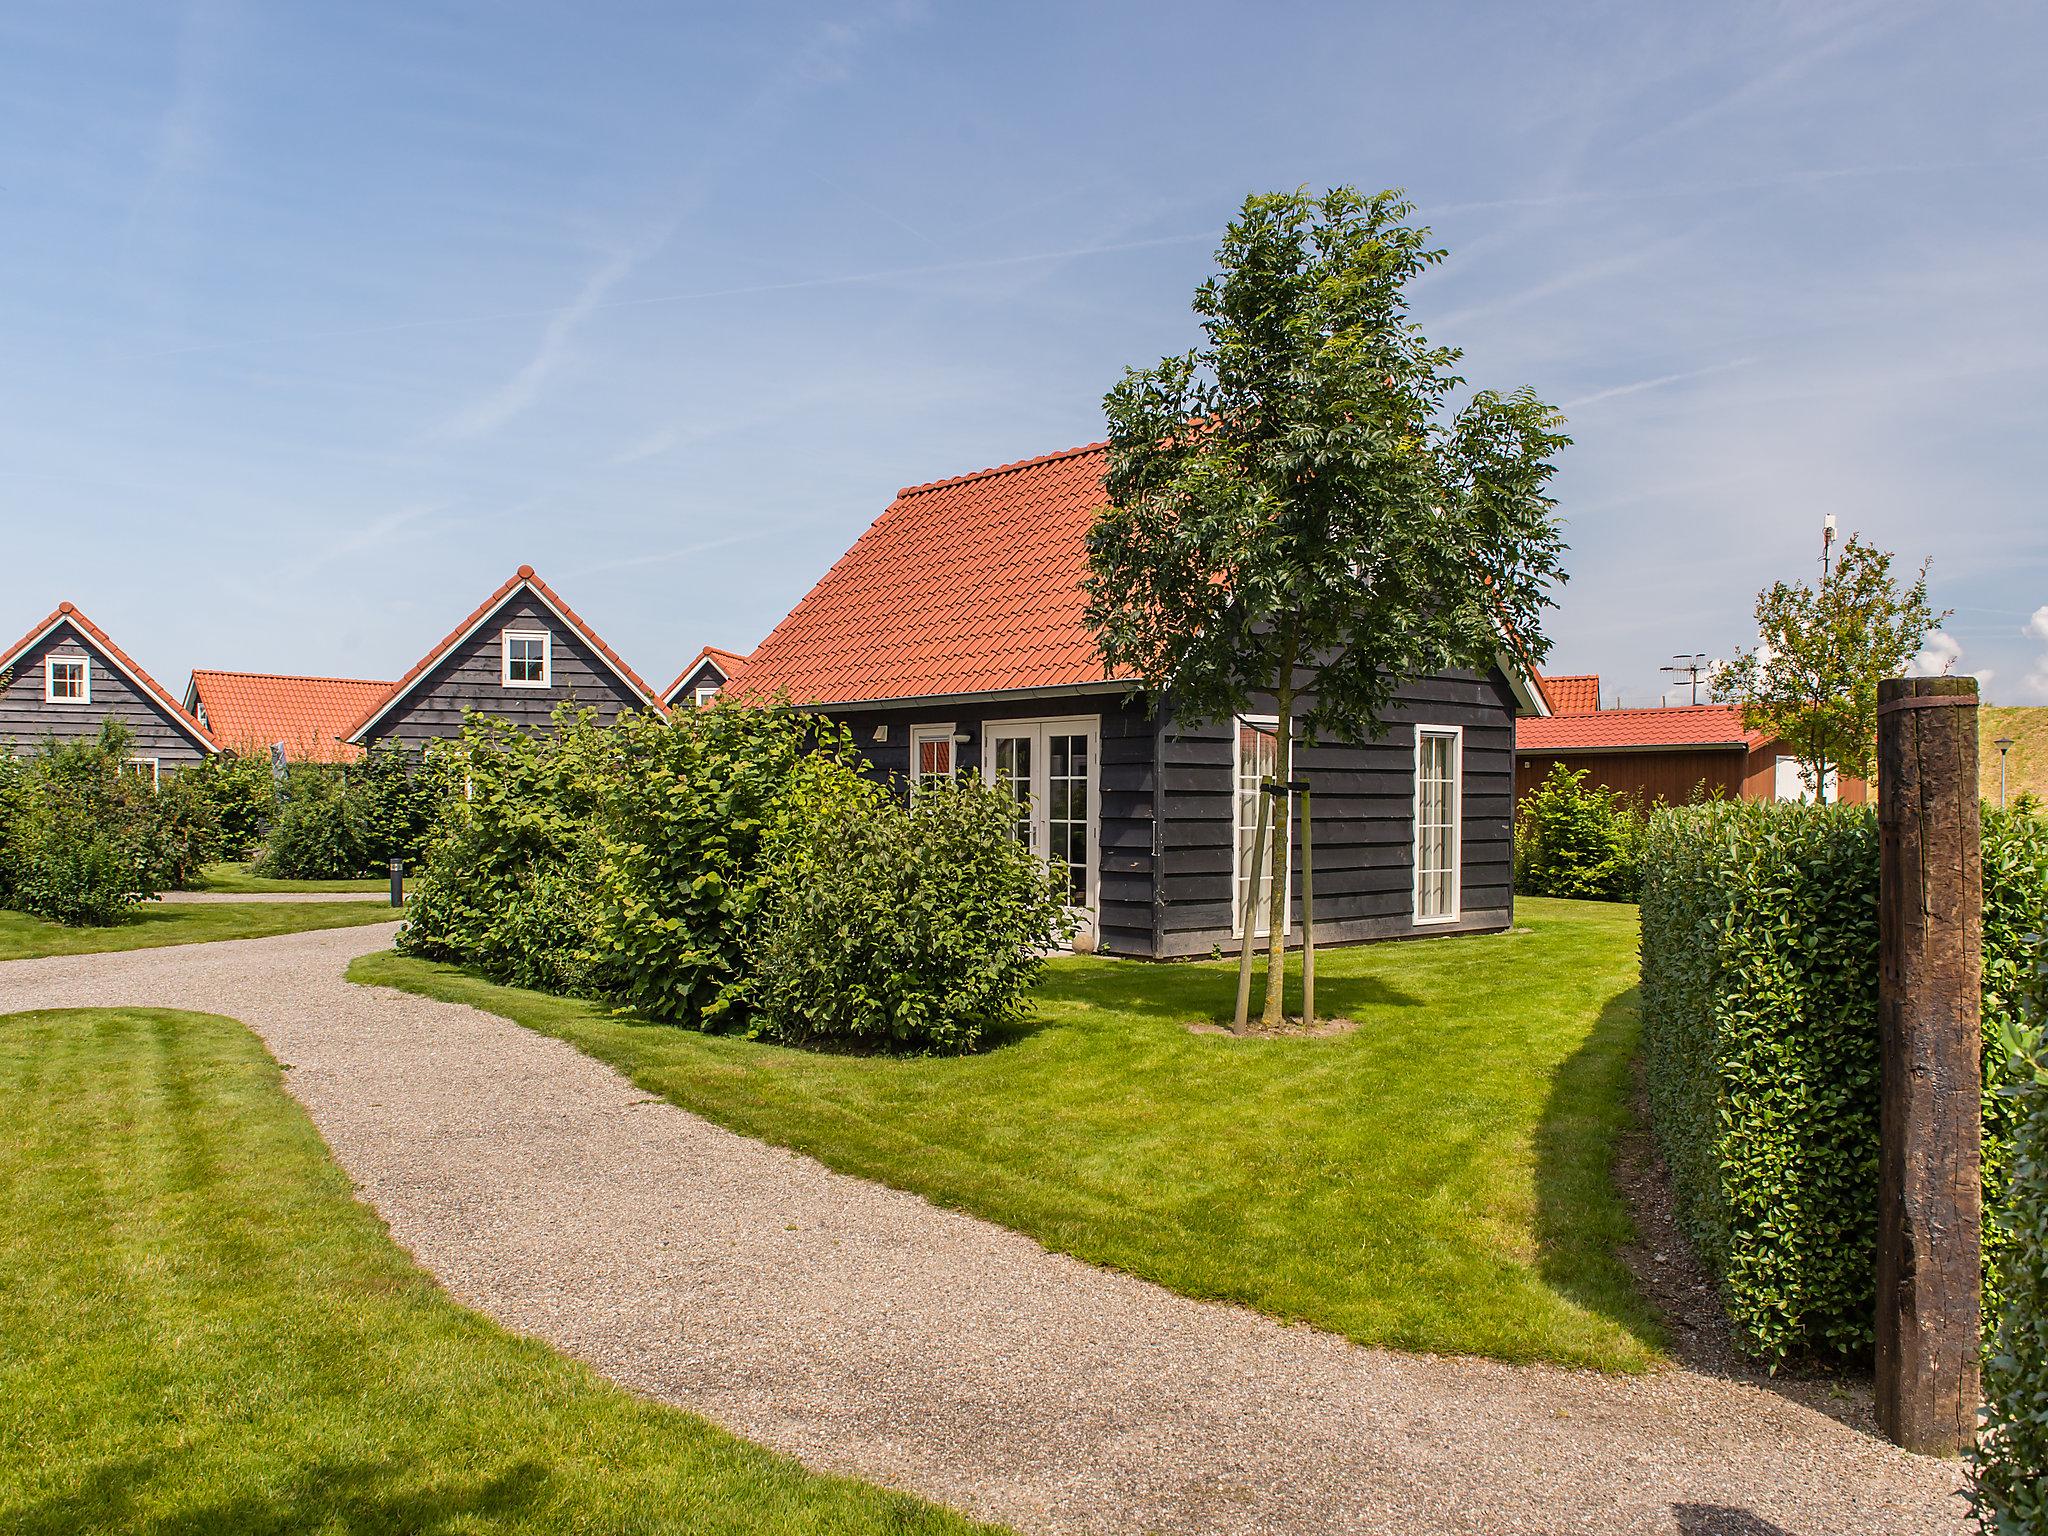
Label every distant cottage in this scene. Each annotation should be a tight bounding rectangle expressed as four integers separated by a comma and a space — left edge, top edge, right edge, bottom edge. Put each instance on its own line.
345, 566, 660, 752
734, 440, 1550, 959
0, 602, 215, 779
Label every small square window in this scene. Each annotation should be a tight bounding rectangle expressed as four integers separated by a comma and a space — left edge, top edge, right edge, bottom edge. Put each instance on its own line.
46, 657, 88, 703
909, 724, 956, 801
503, 631, 550, 687
694, 682, 720, 707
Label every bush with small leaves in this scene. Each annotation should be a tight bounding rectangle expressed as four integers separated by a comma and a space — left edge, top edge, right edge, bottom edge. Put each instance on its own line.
1513, 762, 1646, 901
0, 722, 164, 925
755, 772, 1073, 1052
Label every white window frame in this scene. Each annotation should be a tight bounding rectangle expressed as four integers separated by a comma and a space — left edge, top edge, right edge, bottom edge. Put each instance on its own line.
693, 682, 720, 707
980, 714, 1101, 915
908, 723, 958, 802
1412, 724, 1464, 926
501, 630, 551, 688
1230, 714, 1292, 940
45, 655, 89, 704
124, 757, 161, 790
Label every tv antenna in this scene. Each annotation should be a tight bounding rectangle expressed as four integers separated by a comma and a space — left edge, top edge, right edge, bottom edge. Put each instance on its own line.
1822, 512, 1837, 580
1660, 653, 1709, 706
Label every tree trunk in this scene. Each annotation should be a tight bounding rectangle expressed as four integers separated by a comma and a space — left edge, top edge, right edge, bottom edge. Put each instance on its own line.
1261, 634, 1298, 1027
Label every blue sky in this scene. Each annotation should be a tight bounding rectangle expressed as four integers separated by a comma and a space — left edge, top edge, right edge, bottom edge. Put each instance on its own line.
3, 0, 2044, 704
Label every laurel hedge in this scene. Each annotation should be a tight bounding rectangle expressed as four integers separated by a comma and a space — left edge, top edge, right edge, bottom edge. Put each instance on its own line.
1638, 800, 2048, 1363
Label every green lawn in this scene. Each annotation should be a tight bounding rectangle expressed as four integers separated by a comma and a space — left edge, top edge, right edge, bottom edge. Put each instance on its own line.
1982, 705, 2048, 805
1, 902, 398, 962
0, 1006, 1002, 1536
194, 860, 390, 895
353, 896, 1660, 1371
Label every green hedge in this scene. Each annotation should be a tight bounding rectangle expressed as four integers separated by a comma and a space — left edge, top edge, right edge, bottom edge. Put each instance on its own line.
1638, 800, 2048, 1363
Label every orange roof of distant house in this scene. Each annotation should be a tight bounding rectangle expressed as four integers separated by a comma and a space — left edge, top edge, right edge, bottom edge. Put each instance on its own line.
739, 442, 1120, 705
185, 670, 391, 762
346, 565, 662, 743
1538, 672, 1601, 714
2, 601, 216, 753
661, 645, 750, 705
1517, 703, 1759, 753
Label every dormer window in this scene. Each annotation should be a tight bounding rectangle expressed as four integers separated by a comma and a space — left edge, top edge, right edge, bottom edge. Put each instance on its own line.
502, 631, 550, 688
694, 681, 720, 706
45, 656, 88, 703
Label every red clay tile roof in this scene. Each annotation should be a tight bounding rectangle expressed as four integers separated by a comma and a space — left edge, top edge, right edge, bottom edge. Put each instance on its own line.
1517, 703, 1759, 753
186, 670, 391, 762
739, 441, 1119, 705
2, 602, 216, 753
1538, 672, 1601, 715
346, 566, 662, 742
660, 645, 750, 706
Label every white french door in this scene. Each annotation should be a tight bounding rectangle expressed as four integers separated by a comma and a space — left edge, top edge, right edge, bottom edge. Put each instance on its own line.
983, 716, 1100, 913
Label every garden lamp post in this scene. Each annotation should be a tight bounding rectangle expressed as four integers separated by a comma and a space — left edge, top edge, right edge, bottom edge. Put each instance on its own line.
1995, 737, 2014, 809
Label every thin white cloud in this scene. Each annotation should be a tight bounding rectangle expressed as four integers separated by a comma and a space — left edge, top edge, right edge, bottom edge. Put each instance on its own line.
1560, 357, 1757, 410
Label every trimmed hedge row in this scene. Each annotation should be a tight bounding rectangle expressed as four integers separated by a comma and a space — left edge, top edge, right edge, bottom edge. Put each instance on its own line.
1638, 800, 2048, 1363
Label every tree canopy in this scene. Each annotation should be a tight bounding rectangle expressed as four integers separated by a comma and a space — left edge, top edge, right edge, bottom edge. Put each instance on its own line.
1084, 186, 1570, 1025
1712, 533, 1947, 798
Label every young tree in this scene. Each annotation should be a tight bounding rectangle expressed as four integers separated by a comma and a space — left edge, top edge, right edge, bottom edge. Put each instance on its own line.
1712, 534, 1947, 801
1084, 187, 1570, 1027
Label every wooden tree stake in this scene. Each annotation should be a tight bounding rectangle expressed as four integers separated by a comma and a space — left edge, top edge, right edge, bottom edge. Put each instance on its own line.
1300, 785, 1315, 1028
1233, 779, 1272, 1033
1875, 674, 1982, 1456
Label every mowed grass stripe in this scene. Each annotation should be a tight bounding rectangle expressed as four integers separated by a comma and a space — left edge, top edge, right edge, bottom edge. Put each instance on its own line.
0, 1006, 1005, 1536
354, 896, 1660, 1371
0, 902, 399, 962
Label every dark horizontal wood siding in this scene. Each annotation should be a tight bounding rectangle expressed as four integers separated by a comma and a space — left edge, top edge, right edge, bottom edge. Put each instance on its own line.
1151, 667, 1519, 958
1513, 744, 1870, 805
814, 689, 1157, 958
363, 590, 650, 751
0, 619, 209, 767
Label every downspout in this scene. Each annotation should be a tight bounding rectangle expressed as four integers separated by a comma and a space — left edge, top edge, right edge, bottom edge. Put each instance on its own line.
1150, 687, 1168, 960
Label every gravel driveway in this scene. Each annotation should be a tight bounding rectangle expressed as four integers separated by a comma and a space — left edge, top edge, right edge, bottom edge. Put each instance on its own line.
0, 926, 1971, 1536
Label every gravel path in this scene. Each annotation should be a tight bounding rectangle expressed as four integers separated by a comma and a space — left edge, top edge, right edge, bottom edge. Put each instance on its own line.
0, 926, 1971, 1536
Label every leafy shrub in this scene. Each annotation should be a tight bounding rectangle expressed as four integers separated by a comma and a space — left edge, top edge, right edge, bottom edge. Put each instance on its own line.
1977, 939, 2048, 1536
1513, 763, 1646, 901
1638, 800, 2048, 1363
255, 744, 449, 879
755, 773, 1072, 1052
0, 723, 166, 925
592, 703, 856, 1030
399, 712, 614, 993
184, 752, 276, 862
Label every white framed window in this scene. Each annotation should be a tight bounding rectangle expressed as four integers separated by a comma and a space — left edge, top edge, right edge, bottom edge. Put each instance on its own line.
909, 723, 957, 800
45, 655, 89, 703
982, 715, 1100, 912
123, 757, 161, 790
1413, 725, 1463, 924
1231, 715, 1292, 939
502, 630, 550, 688
1773, 755, 1837, 804
693, 682, 720, 707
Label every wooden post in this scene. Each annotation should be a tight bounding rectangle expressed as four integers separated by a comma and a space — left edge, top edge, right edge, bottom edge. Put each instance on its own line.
1300, 785, 1315, 1028
1875, 674, 1982, 1456
1233, 780, 1272, 1032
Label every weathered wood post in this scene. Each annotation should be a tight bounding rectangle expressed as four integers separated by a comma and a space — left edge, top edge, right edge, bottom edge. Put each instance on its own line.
1298, 782, 1315, 1029
1875, 674, 1982, 1456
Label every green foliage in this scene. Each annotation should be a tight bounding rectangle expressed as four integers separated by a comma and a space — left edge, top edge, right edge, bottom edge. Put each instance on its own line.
1977, 940, 2048, 1535
1084, 185, 1569, 1024
1712, 533, 1949, 794
0, 723, 167, 925
1513, 764, 1644, 901
756, 774, 1073, 1052
398, 711, 615, 996
183, 752, 275, 861
140, 765, 222, 891
255, 744, 449, 880
1638, 801, 2048, 1364
593, 703, 855, 1029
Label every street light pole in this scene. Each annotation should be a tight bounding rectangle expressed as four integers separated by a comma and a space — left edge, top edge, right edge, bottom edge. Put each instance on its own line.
1995, 737, 2015, 810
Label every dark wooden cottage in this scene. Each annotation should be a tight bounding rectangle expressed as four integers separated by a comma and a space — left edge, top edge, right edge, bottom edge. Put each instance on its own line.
661, 645, 749, 710
345, 566, 661, 752
0, 602, 216, 778
733, 441, 1549, 959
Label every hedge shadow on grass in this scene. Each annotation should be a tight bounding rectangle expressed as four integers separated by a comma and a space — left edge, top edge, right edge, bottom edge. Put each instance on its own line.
1531, 987, 1667, 1357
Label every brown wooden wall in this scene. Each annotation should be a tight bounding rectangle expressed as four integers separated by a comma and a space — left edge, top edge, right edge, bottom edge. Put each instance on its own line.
1515, 743, 1868, 805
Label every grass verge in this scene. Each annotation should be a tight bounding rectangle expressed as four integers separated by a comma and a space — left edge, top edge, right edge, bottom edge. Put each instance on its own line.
1, 903, 399, 962
0, 1005, 1003, 1535
352, 896, 1660, 1371
194, 861, 390, 895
